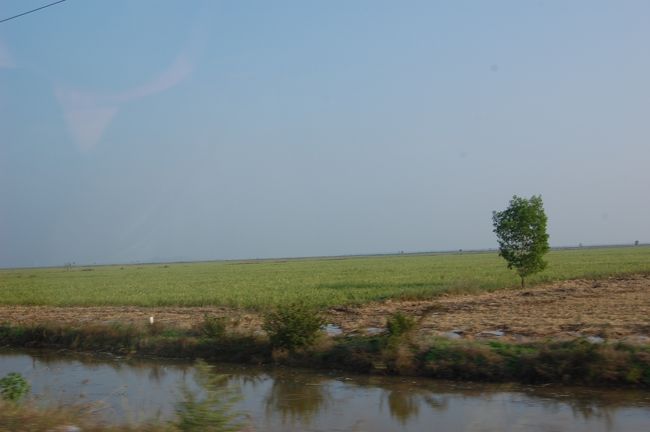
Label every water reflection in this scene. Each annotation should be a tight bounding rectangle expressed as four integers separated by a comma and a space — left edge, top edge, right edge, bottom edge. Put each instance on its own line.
1, 350, 649, 432
385, 388, 418, 423
175, 361, 245, 431
382, 385, 449, 424
264, 373, 330, 426
523, 390, 618, 429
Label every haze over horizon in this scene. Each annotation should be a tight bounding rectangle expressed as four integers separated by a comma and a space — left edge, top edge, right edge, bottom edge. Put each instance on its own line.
1, 1, 649, 268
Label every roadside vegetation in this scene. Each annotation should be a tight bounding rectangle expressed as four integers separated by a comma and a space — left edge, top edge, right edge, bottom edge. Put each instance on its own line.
0, 246, 649, 308
1, 314, 649, 389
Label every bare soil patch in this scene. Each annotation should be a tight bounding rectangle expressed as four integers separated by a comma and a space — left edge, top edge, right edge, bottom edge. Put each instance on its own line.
1, 275, 648, 343
331, 274, 650, 342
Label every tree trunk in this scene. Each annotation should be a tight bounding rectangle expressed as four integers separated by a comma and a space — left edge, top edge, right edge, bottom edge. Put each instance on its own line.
520, 276, 525, 289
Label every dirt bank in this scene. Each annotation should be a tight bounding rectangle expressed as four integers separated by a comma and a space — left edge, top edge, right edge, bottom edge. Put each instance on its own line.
332, 274, 650, 343
1, 275, 648, 343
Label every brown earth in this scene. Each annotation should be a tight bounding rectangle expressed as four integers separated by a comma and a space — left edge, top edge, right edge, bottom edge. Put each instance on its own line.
1, 275, 648, 343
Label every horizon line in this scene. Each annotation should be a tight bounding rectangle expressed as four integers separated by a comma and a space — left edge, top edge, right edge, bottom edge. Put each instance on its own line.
1, 241, 647, 271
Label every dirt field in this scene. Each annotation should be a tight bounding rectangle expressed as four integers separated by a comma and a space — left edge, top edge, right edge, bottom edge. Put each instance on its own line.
1, 275, 648, 344
332, 274, 650, 343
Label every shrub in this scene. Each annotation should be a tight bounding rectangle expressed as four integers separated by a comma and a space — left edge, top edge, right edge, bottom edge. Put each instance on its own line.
531, 339, 600, 383
424, 341, 504, 380
0, 373, 30, 403
263, 303, 325, 350
386, 312, 416, 337
199, 315, 227, 339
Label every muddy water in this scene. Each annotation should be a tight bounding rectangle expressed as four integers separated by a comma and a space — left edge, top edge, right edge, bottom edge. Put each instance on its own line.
1, 350, 649, 431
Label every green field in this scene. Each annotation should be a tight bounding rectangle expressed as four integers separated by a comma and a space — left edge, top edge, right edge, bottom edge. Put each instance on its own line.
1, 246, 649, 309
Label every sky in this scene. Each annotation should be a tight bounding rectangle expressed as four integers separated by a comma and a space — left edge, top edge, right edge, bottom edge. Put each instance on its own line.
1, 1, 649, 267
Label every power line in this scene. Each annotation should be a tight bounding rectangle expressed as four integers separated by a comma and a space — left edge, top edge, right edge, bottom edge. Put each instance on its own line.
0, 0, 67, 25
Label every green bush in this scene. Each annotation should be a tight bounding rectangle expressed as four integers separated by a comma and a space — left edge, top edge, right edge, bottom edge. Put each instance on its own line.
0, 373, 30, 403
386, 312, 416, 337
263, 303, 325, 350
199, 315, 227, 339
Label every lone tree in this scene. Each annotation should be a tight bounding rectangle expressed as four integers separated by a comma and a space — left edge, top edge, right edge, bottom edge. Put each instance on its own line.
492, 195, 550, 288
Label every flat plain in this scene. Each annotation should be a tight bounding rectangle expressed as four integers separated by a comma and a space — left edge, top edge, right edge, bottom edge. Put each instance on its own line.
1, 246, 648, 309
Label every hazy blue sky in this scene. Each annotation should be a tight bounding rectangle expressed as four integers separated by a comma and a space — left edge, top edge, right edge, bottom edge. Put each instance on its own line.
1, 1, 649, 267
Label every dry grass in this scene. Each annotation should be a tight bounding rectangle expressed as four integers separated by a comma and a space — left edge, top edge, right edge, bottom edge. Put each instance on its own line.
330, 274, 650, 342
0, 275, 648, 344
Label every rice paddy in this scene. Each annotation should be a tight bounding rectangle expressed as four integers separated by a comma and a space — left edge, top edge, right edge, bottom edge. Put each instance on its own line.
0, 246, 648, 309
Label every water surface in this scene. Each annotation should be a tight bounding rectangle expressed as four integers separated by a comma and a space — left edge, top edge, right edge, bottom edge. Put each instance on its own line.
1, 350, 649, 431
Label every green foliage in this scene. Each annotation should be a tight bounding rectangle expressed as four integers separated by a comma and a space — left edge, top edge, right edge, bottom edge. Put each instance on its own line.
493, 195, 550, 287
0, 372, 30, 403
199, 315, 227, 339
0, 246, 649, 308
173, 360, 243, 432
263, 303, 325, 350
532, 339, 602, 382
425, 340, 502, 380
0, 323, 141, 353
422, 339, 650, 386
386, 312, 416, 337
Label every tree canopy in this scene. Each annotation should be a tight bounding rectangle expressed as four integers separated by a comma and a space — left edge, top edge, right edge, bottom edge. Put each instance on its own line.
492, 195, 550, 287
